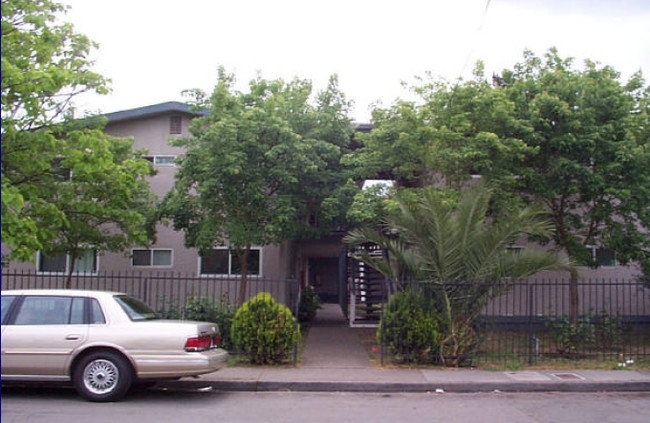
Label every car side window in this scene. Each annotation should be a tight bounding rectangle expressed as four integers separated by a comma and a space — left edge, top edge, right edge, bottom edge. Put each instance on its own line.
14, 296, 74, 325
90, 298, 106, 324
1, 295, 17, 324
70, 297, 85, 324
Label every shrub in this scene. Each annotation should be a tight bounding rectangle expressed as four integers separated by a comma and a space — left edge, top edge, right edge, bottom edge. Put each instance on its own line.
298, 285, 322, 322
182, 296, 236, 351
546, 314, 596, 355
231, 292, 300, 364
595, 312, 623, 350
158, 295, 235, 350
377, 289, 441, 363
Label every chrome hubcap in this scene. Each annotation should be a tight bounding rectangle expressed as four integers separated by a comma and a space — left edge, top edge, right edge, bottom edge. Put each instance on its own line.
83, 359, 118, 394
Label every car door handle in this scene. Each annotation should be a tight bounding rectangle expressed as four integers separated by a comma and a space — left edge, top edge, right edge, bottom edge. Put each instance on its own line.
66, 334, 81, 340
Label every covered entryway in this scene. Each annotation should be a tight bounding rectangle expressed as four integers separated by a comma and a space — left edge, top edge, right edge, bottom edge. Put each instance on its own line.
308, 257, 339, 303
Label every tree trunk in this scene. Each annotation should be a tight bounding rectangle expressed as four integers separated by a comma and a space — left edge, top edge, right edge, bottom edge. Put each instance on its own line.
65, 248, 77, 289
236, 248, 250, 306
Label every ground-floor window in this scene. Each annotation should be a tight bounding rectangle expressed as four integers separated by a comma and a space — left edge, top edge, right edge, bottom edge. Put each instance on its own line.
37, 250, 98, 274
199, 248, 261, 276
584, 246, 617, 267
131, 248, 173, 267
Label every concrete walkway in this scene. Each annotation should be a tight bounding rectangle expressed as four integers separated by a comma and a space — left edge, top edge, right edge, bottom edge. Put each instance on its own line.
301, 303, 373, 369
162, 304, 650, 393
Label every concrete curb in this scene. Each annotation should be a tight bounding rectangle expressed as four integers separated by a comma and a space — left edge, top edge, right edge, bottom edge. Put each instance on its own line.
158, 379, 650, 394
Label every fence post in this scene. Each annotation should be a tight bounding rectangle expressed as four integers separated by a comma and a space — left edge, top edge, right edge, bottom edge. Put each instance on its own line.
528, 283, 535, 366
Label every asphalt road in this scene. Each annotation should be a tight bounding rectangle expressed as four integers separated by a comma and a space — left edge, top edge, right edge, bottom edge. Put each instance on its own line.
2, 385, 649, 423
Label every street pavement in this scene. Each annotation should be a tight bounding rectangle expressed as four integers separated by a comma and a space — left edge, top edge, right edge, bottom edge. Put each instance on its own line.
162, 303, 650, 393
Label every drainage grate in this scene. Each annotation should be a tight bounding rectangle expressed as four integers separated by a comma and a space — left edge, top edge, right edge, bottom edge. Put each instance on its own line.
552, 373, 585, 380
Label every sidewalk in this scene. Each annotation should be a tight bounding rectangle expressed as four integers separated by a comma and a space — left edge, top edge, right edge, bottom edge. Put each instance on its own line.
163, 304, 650, 393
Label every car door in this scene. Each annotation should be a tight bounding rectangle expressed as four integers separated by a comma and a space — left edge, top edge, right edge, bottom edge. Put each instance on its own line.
1, 295, 89, 378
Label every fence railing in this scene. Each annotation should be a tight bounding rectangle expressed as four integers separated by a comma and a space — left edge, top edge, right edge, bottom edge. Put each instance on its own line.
379, 278, 650, 365
1, 270, 301, 318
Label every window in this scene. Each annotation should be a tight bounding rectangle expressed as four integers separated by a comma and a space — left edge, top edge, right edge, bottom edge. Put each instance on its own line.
169, 115, 182, 134
584, 246, 617, 267
132, 249, 172, 267
14, 296, 85, 325
114, 295, 158, 321
1, 296, 17, 323
37, 250, 98, 274
200, 248, 261, 276
90, 298, 106, 324
143, 155, 176, 166
52, 157, 72, 181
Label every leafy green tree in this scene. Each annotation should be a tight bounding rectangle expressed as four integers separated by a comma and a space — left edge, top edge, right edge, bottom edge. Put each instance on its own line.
2, 0, 108, 261
348, 49, 649, 322
345, 185, 570, 365
498, 49, 650, 321
33, 123, 156, 287
343, 62, 535, 213
162, 69, 354, 305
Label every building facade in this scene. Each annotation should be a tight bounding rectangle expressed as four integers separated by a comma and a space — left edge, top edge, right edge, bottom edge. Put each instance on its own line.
4, 102, 643, 311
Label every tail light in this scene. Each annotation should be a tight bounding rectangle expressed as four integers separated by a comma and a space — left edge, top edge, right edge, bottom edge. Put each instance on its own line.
184, 335, 220, 352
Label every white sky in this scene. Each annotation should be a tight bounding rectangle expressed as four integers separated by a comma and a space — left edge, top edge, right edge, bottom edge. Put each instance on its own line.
64, 0, 650, 123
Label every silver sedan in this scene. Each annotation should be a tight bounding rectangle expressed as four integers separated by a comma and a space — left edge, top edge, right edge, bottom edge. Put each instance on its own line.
1, 289, 228, 402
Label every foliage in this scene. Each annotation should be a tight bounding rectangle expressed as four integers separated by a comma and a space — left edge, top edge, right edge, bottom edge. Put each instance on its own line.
595, 312, 623, 350
2, 0, 155, 267
38, 126, 156, 286
231, 292, 299, 364
298, 285, 322, 322
497, 49, 650, 320
545, 312, 624, 355
377, 289, 441, 363
545, 315, 597, 355
346, 48, 649, 322
158, 295, 236, 350
345, 185, 570, 365
161, 69, 354, 304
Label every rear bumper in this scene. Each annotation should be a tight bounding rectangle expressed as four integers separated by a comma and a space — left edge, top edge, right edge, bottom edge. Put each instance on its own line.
134, 348, 229, 380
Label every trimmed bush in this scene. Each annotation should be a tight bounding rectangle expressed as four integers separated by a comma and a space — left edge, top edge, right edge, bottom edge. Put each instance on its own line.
231, 292, 300, 364
378, 289, 441, 363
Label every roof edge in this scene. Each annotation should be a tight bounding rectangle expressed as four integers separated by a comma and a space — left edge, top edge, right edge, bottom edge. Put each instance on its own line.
103, 101, 204, 123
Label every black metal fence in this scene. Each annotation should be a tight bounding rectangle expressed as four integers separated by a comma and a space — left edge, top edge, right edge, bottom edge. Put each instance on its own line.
379, 278, 650, 366
1, 270, 301, 318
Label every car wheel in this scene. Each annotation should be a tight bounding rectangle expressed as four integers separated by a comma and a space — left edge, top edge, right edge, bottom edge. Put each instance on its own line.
73, 351, 132, 402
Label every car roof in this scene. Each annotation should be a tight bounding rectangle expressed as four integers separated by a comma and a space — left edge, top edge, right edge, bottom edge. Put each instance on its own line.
1, 289, 126, 298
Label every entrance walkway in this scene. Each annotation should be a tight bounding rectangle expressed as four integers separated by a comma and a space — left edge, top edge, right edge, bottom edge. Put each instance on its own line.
301, 303, 373, 369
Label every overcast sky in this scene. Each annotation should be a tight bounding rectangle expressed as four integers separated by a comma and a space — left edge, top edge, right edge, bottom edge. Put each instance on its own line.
64, 0, 650, 123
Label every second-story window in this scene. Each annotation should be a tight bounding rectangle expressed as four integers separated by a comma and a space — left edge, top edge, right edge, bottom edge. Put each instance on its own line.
169, 115, 182, 135
143, 155, 176, 166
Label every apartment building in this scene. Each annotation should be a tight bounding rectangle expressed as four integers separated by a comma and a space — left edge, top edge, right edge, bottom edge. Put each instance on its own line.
4, 102, 641, 310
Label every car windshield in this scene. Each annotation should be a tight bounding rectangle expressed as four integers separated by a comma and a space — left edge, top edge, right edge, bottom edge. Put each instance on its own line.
114, 295, 159, 321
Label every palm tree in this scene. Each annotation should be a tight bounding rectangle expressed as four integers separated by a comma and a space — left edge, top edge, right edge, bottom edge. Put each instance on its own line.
344, 185, 573, 365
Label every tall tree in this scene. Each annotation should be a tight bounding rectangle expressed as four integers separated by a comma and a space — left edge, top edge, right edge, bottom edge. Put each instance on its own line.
2, 0, 156, 274
349, 49, 649, 321
498, 49, 650, 320
2, 0, 105, 261
344, 63, 534, 198
33, 123, 156, 287
162, 69, 354, 305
